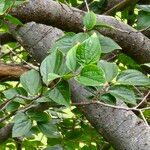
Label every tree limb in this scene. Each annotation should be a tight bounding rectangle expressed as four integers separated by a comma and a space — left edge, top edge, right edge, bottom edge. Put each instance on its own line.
0, 63, 30, 78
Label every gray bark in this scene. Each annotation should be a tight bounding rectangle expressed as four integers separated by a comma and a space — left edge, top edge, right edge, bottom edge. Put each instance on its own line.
5, 22, 150, 150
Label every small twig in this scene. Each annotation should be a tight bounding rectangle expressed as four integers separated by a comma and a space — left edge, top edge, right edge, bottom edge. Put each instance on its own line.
135, 91, 150, 109
72, 101, 137, 111
139, 110, 149, 128
0, 99, 11, 110
84, 0, 90, 12
8, 45, 38, 70
19, 103, 37, 113
133, 85, 143, 97
0, 111, 16, 123
0, 94, 41, 111
139, 25, 150, 32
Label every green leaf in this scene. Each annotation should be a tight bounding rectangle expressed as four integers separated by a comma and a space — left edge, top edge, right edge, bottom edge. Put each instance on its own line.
66, 44, 78, 72
6, 101, 20, 112
116, 69, 150, 86
3, 87, 27, 104
101, 93, 116, 105
108, 85, 137, 105
76, 33, 101, 65
20, 69, 42, 95
27, 110, 50, 122
137, 11, 150, 30
12, 112, 32, 137
98, 60, 118, 82
48, 81, 71, 107
51, 33, 89, 54
5, 14, 23, 25
40, 50, 63, 85
75, 65, 106, 86
37, 122, 60, 138
99, 36, 121, 53
0, 0, 13, 15
83, 11, 96, 30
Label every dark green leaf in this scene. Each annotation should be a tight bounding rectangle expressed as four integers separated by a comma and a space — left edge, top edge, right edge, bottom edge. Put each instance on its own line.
6, 101, 20, 112
40, 50, 63, 85
3, 87, 27, 104
98, 60, 118, 82
108, 85, 137, 105
27, 111, 50, 122
66, 44, 78, 72
101, 93, 116, 105
99, 36, 121, 53
5, 14, 23, 25
20, 69, 42, 95
37, 122, 60, 138
83, 11, 96, 30
51, 33, 89, 54
48, 81, 71, 107
116, 69, 150, 86
137, 11, 150, 30
75, 65, 106, 86
76, 33, 101, 65
12, 112, 32, 137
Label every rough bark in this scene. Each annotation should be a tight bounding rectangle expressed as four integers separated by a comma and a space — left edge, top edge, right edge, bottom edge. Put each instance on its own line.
4, 22, 150, 149
10, 0, 150, 65
0, 124, 13, 144
9, 22, 64, 62
0, 63, 29, 78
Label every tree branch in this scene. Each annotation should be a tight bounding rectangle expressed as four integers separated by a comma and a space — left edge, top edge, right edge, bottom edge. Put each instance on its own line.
0, 63, 30, 78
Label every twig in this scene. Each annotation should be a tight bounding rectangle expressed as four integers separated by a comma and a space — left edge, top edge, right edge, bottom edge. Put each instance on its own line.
19, 103, 37, 113
0, 99, 12, 110
139, 25, 150, 32
0, 111, 16, 123
135, 91, 150, 109
0, 94, 41, 111
139, 110, 149, 128
104, 0, 138, 16
84, 0, 90, 12
72, 101, 137, 111
8, 45, 38, 70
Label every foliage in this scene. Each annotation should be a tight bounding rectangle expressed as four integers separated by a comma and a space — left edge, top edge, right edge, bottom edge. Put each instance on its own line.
0, 0, 150, 150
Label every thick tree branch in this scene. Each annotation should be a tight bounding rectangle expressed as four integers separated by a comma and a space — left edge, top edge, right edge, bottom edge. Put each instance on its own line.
2, 22, 149, 149
0, 63, 29, 78
10, 0, 150, 65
